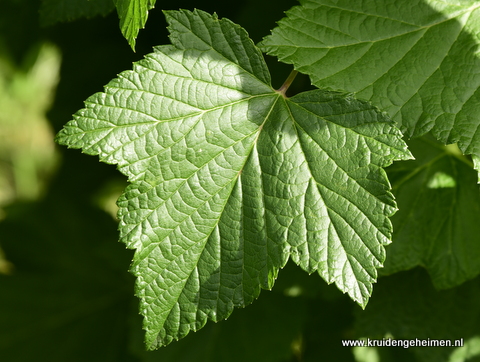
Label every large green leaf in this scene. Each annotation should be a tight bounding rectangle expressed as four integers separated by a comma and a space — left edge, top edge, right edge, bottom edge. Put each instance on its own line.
113, 0, 156, 50
56, 9, 411, 349
382, 135, 480, 289
260, 0, 480, 172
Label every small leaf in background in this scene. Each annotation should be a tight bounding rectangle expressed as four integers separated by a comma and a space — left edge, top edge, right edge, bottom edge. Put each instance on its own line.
0, 246, 13, 275
382, 135, 480, 289
56, 9, 411, 349
260, 0, 480, 176
39, 0, 115, 26
0, 42, 60, 214
114, 0, 157, 50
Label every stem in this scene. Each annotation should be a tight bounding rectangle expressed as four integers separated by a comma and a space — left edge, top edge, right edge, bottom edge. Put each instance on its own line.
276, 69, 298, 97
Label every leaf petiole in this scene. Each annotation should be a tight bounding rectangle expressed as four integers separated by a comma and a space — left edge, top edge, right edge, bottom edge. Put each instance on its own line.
276, 69, 298, 97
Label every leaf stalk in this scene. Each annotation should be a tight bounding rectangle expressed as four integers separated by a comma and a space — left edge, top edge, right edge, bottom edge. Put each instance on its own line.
276, 69, 298, 98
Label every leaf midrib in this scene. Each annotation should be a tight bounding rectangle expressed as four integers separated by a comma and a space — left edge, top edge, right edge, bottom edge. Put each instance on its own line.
139, 95, 282, 345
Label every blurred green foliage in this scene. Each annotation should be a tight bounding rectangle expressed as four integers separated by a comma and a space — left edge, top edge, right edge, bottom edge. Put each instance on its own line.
0, 42, 60, 210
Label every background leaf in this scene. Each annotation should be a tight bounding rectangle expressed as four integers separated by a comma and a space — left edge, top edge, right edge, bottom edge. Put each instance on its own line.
114, 0, 157, 50
56, 9, 411, 348
382, 135, 480, 289
0, 42, 60, 211
40, 0, 115, 26
260, 0, 480, 175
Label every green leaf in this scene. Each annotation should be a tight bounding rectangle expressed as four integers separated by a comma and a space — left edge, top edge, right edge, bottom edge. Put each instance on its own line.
56, 9, 411, 349
260, 0, 480, 173
113, 0, 156, 50
381, 135, 480, 289
39, 0, 115, 26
